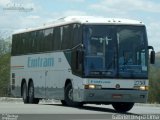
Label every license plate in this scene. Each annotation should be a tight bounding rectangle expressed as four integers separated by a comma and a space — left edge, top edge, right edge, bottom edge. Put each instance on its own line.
112, 94, 123, 99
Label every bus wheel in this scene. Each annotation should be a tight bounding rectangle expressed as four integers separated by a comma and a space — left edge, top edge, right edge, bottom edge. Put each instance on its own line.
22, 83, 28, 104
61, 100, 67, 106
65, 83, 83, 107
112, 102, 134, 112
34, 98, 40, 104
28, 82, 39, 104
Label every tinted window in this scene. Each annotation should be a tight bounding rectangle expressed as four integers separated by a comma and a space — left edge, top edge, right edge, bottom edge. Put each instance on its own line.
61, 25, 72, 49
44, 28, 53, 51
18, 34, 24, 55
12, 34, 23, 55
35, 30, 44, 52
53, 27, 61, 50
83, 25, 116, 77
30, 31, 36, 53
11, 24, 83, 56
72, 24, 82, 47
117, 26, 148, 78
11, 35, 17, 55
24, 33, 31, 54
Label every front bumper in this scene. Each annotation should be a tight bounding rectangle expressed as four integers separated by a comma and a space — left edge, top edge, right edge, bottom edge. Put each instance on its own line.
74, 89, 148, 103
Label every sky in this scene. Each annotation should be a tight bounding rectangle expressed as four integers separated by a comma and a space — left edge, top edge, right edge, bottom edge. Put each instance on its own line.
0, 0, 160, 52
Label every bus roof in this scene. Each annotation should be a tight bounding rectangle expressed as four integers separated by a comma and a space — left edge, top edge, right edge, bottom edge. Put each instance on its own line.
13, 16, 145, 35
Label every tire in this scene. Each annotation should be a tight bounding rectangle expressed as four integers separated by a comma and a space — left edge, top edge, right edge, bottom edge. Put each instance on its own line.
65, 83, 83, 107
34, 98, 40, 104
28, 82, 39, 104
22, 83, 28, 104
61, 100, 67, 106
112, 102, 134, 112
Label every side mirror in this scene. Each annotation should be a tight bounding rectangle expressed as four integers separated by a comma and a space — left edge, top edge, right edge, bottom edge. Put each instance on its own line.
150, 50, 155, 64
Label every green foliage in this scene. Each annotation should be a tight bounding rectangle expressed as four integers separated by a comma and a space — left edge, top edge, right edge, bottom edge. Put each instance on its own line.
0, 40, 11, 56
148, 64, 160, 103
0, 53, 10, 96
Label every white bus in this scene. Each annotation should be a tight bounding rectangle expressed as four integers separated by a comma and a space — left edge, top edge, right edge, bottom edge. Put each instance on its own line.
10, 16, 155, 112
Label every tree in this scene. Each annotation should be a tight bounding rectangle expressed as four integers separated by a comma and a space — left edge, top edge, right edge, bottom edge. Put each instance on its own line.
0, 38, 11, 96
0, 39, 11, 56
0, 53, 10, 96
148, 54, 160, 103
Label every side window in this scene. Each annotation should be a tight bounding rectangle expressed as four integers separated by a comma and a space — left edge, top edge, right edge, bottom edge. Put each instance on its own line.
13, 34, 24, 55
72, 24, 82, 47
12, 35, 17, 55
61, 25, 72, 49
31, 31, 36, 53
19, 33, 25, 55
70, 24, 83, 76
36, 30, 44, 52
53, 27, 61, 50
44, 28, 54, 51
24, 32, 31, 54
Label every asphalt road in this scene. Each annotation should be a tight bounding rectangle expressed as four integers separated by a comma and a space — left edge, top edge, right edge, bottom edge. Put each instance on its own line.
0, 102, 160, 120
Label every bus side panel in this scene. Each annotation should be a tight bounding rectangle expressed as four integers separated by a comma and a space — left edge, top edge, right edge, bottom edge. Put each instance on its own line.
31, 71, 46, 98
72, 75, 84, 102
11, 55, 47, 99
26, 53, 53, 99
11, 52, 74, 100
11, 57, 26, 97
45, 52, 72, 100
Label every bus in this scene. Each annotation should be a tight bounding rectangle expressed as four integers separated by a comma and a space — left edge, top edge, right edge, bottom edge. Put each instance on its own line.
10, 16, 155, 112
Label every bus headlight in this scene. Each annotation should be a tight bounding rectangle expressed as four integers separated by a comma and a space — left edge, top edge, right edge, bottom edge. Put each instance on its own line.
139, 86, 148, 91
134, 86, 148, 91
84, 84, 102, 89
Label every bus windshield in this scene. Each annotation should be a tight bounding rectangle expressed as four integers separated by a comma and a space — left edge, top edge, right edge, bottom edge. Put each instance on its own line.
83, 25, 148, 78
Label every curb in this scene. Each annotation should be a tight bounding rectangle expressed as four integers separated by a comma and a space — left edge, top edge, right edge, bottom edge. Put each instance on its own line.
0, 97, 22, 103
135, 103, 160, 107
